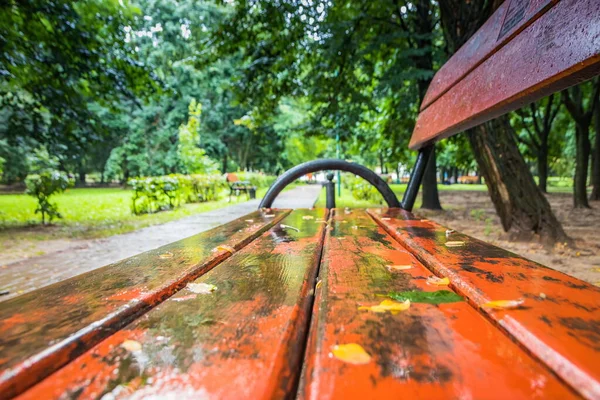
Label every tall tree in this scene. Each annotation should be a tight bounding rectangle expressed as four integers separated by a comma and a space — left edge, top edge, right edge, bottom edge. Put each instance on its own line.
439, 0, 569, 244
0, 0, 156, 179
562, 80, 600, 207
213, 0, 443, 191
513, 94, 562, 193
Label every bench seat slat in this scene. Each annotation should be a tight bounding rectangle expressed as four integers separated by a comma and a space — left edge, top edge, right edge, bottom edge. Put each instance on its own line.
299, 210, 575, 399
410, 0, 600, 150
0, 209, 289, 399
16, 209, 327, 400
369, 208, 600, 399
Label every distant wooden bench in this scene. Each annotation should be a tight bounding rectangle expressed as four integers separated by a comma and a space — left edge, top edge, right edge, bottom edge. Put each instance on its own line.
1, 1, 600, 399
457, 175, 480, 184
226, 173, 256, 202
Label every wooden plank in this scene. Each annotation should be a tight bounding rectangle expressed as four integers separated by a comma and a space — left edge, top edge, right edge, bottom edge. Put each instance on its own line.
299, 209, 575, 399
420, 0, 556, 111
369, 208, 600, 399
410, 0, 600, 150
0, 209, 289, 399
16, 209, 328, 400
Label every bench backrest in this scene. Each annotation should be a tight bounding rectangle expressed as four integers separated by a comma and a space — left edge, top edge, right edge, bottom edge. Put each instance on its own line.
226, 173, 240, 183
410, 0, 600, 150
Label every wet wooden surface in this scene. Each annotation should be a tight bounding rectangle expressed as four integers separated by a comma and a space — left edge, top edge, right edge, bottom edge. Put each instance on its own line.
420, 0, 555, 111
17, 209, 328, 400
0, 209, 289, 399
299, 209, 576, 399
410, 0, 600, 149
369, 208, 600, 399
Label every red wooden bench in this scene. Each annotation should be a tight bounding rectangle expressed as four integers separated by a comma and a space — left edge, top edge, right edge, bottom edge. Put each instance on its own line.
1, 1, 600, 399
226, 173, 257, 201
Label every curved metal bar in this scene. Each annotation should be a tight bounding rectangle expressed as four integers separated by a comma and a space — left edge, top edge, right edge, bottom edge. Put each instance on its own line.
259, 159, 401, 209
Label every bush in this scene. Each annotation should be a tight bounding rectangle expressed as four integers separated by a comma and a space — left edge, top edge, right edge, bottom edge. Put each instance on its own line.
25, 171, 74, 224
129, 173, 227, 215
235, 172, 276, 188
346, 175, 383, 204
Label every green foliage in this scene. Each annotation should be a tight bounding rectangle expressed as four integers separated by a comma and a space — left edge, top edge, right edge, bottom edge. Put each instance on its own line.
129, 173, 227, 215
25, 171, 74, 224
178, 100, 218, 175
388, 290, 463, 304
344, 175, 384, 204
23, 148, 74, 224
234, 172, 276, 189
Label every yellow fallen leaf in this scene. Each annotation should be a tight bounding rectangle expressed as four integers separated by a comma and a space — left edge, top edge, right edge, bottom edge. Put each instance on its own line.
316, 280, 322, 289
427, 276, 450, 286
594, 281, 600, 287
121, 340, 142, 352
481, 299, 525, 310
386, 265, 412, 272
331, 343, 371, 365
187, 283, 217, 294
381, 217, 391, 221
302, 215, 314, 220
245, 219, 254, 223
351, 225, 359, 230
591, 267, 600, 272
158, 252, 173, 259
264, 214, 275, 218
358, 299, 410, 314
213, 245, 235, 254
445, 241, 465, 248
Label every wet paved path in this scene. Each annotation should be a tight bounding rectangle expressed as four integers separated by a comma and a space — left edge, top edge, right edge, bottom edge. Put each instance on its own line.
0, 185, 322, 301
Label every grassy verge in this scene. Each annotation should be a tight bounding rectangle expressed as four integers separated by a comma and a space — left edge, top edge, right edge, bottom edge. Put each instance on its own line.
0, 183, 300, 243
315, 180, 578, 209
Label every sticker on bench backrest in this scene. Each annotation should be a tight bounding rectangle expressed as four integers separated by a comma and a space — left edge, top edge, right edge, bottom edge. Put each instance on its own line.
498, 0, 531, 40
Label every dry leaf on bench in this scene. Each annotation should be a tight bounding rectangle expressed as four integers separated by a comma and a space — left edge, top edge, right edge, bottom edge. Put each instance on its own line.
445, 241, 465, 248
481, 299, 525, 310
187, 283, 218, 294
331, 343, 371, 365
213, 245, 235, 254
427, 276, 450, 286
121, 340, 142, 352
358, 299, 410, 314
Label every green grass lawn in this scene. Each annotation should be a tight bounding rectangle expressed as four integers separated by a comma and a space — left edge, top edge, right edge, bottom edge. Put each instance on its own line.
0, 188, 235, 240
0, 184, 294, 243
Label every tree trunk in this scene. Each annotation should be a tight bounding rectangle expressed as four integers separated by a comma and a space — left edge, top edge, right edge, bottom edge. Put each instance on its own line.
574, 124, 591, 207
415, 0, 442, 210
421, 146, 443, 209
222, 153, 228, 174
538, 140, 549, 193
591, 99, 600, 200
468, 117, 569, 243
440, 0, 568, 244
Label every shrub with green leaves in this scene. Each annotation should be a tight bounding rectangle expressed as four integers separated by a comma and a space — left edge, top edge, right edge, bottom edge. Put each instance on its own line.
347, 175, 383, 204
129, 174, 227, 215
25, 171, 74, 224
235, 172, 276, 188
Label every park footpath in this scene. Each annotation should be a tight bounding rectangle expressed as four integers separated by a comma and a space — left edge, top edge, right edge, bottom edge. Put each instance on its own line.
0, 185, 322, 302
